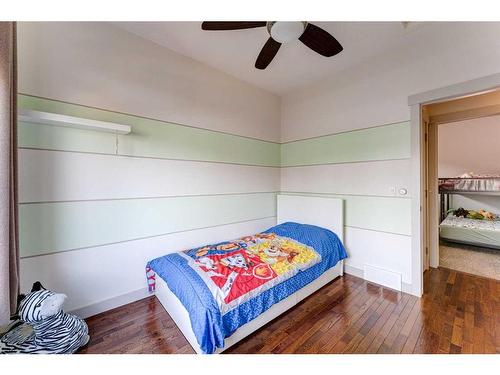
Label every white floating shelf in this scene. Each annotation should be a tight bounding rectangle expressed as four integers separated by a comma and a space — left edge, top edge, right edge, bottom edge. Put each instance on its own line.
18, 109, 131, 135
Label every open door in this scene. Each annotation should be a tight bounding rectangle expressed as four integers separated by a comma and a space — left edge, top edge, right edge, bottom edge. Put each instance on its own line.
422, 107, 430, 272
422, 106, 440, 272
427, 119, 440, 269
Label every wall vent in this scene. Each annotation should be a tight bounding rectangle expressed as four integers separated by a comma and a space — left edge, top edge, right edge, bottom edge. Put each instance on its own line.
363, 264, 402, 291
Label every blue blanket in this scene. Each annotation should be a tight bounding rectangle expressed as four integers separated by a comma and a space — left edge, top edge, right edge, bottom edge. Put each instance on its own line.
147, 222, 347, 353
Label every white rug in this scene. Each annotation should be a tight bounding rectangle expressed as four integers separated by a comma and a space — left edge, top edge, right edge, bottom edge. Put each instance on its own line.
440, 242, 500, 280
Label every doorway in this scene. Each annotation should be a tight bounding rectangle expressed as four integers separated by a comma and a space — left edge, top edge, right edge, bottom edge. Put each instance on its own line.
421, 89, 500, 280
408, 73, 500, 296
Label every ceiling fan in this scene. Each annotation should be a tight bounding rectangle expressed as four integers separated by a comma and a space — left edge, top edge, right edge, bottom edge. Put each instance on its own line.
201, 21, 343, 70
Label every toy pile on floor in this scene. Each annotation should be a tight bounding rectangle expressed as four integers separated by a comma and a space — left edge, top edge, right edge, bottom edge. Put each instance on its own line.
448, 207, 498, 221
0, 282, 89, 354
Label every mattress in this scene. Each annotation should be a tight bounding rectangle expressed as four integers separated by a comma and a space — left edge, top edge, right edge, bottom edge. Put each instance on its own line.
146, 222, 347, 354
439, 214, 500, 249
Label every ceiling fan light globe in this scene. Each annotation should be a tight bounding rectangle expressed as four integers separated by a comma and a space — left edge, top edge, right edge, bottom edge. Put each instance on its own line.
269, 22, 306, 44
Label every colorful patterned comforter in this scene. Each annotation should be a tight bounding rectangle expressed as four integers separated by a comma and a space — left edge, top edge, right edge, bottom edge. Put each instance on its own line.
146, 222, 347, 354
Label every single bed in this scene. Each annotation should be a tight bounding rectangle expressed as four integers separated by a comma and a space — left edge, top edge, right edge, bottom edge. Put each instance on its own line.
439, 213, 500, 250
146, 195, 346, 354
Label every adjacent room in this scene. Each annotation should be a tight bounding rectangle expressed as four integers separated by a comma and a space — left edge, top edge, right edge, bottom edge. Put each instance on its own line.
438, 114, 500, 279
420, 89, 500, 282
0, 19, 499, 356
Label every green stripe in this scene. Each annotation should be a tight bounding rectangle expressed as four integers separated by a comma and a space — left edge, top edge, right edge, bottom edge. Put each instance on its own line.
280, 192, 411, 236
116, 116, 280, 166
19, 193, 277, 257
19, 95, 409, 167
19, 121, 117, 154
18, 95, 280, 167
281, 122, 411, 167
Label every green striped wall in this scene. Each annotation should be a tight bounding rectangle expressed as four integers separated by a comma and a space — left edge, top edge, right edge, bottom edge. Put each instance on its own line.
20, 193, 277, 257
116, 119, 279, 165
18, 94, 412, 258
281, 122, 410, 167
19, 120, 117, 154
19, 95, 281, 167
280, 122, 412, 238
279, 192, 411, 236
18, 95, 280, 258
19, 95, 409, 170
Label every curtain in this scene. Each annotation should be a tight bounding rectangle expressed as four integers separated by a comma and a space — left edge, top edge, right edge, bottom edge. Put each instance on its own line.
0, 22, 19, 325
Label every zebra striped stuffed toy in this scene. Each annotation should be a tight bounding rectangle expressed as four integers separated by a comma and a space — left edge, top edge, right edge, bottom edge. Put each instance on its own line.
0, 282, 90, 354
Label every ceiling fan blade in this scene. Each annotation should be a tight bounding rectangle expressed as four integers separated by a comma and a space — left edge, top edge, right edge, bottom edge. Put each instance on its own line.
298, 23, 343, 57
201, 22, 267, 31
255, 37, 281, 70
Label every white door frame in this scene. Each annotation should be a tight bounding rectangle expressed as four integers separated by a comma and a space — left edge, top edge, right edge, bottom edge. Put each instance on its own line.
408, 72, 500, 297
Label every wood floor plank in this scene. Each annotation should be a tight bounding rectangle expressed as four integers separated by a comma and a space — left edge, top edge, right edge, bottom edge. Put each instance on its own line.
391, 297, 422, 353
329, 294, 385, 353
377, 295, 418, 353
343, 298, 390, 353
317, 284, 385, 353
400, 310, 423, 354
298, 278, 379, 353
270, 278, 366, 354
354, 296, 400, 353
80, 268, 499, 354
365, 293, 411, 353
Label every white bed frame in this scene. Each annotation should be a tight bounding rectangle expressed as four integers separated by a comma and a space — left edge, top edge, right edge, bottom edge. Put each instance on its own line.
154, 194, 345, 354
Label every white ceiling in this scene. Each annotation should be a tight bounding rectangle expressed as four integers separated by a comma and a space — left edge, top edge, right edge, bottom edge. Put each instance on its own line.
113, 21, 430, 95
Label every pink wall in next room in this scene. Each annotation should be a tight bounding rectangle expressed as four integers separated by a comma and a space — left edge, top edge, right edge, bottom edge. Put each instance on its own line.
438, 114, 500, 178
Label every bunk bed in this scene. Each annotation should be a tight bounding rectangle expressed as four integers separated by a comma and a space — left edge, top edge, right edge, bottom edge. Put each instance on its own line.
439, 175, 500, 250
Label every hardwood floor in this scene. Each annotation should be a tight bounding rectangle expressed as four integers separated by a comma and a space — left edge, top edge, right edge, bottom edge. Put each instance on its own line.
79, 267, 499, 354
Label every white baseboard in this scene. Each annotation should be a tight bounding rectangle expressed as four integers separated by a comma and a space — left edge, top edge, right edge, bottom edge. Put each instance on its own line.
70, 288, 152, 319
344, 264, 414, 295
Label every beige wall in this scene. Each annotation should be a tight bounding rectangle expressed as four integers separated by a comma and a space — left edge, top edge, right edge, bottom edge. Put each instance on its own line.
281, 22, 500, 142
18, 22, 281, 142
438, 115, 500, 177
